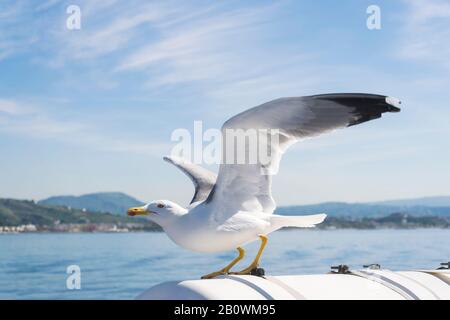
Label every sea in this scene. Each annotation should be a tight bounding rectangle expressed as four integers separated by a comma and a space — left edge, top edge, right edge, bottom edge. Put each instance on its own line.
0, 229, 448, 299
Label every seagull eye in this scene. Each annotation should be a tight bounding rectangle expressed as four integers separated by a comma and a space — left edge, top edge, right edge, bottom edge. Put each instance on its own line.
157, 203, 165, 208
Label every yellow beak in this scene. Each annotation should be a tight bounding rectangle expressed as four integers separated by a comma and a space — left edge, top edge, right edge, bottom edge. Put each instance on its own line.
127, 207, 148, 216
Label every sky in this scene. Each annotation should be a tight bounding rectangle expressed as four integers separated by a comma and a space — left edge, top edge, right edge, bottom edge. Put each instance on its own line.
0, 0, 449, 206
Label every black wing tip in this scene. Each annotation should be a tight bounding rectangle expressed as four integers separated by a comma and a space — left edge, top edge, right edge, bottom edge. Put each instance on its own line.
163, 156, 174, 164
385, 96, 402, 113
310, 93, 402, 127
387, 105, 401, 113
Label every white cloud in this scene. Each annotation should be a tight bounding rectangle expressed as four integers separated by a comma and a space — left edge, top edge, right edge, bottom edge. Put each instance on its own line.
0, 0, 179, 65
34, 0, 61, 12
113, 1, 322, 110
49, 1, 187, 64
0, 1, 45, 61
0, 98, 32, 115
0, 99, 20, 115
0, 2, 27, 60
0, 1, 23, 20
1, 1, 305, 97
0, 98, 169, 156
115, 3, 284, 89
398, 0, 450, 69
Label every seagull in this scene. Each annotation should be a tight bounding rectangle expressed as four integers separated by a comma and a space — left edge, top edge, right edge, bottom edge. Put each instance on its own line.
127, 93, 401, 279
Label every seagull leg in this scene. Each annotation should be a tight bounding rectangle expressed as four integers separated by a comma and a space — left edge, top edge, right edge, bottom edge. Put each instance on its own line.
229, 234, 268, 275
201, 247, 245, 279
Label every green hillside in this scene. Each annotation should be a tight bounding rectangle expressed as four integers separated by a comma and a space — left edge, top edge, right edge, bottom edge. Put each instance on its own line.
0, 198, 158, 230
37, 191, 450, 218
276, 202, 450, 218
373, 196, 450, 207
39, 192, 144, 216
39, 192, 450, 218
1, 198, 448, 231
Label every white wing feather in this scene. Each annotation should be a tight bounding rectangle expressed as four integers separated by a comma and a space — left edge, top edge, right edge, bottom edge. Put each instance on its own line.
200, 93, 400, 223
163, 156, 217, 204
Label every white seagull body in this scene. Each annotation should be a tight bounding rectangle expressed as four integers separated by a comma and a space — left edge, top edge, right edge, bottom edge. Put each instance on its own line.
164, 202, 325, 253
128, 93, 401, 278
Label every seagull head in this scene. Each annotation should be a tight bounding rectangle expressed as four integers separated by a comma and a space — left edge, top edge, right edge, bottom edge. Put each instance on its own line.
127, 200, 187, 226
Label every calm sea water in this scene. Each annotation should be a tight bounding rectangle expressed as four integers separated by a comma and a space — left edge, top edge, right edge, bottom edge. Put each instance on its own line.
0, 229, 449, 299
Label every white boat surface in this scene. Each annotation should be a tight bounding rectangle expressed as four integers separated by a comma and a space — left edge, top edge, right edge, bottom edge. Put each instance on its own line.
137, 266, 450, 300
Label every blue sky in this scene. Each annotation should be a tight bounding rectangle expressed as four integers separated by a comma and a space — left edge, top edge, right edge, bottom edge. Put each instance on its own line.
0, 0, 449, 205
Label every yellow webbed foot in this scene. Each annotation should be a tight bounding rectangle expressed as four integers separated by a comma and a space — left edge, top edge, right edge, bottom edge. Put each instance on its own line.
228, 235, 268, 276
201, 247, 245, 279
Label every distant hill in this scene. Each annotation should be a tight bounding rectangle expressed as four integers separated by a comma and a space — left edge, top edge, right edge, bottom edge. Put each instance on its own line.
1, 198, 124, 225
276, 202, 450, 218
276, 201, 450, 218
1, 198, 448, 231
276, 195, 450, 218
372, 196, 450, 208
320, 213, 449, 229
39, 192, 144, 216
38, 192, 450, 218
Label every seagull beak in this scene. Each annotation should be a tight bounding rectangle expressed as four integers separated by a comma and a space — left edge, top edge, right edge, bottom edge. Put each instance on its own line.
127, 207, 149, 216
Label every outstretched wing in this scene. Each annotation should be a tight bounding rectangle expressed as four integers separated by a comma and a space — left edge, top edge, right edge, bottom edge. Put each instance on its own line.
164, 156, 217, 204
201, 93, 401, 223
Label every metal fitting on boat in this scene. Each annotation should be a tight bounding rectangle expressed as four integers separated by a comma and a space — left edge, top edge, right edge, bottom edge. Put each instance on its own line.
363, 263, 381, 270
330, 264, 350, 274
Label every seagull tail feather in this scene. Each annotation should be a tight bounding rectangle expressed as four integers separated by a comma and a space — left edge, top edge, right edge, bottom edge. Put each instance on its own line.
270, 213, 327, 229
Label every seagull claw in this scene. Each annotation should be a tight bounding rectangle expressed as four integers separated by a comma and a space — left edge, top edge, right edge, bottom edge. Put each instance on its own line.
201, 270, 228, 279
200, 247, 245, 280
228, 266, 265, 277
201, 235, 268, 279
228, 235, 268, 277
